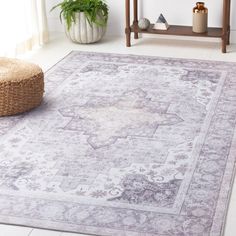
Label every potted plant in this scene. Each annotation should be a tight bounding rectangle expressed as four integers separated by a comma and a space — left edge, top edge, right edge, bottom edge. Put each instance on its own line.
51, 0, 109, 44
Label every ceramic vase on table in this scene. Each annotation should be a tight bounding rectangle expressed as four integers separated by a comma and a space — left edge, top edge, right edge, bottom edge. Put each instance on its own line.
192, 2, 208, 33
65, 12, 106, 44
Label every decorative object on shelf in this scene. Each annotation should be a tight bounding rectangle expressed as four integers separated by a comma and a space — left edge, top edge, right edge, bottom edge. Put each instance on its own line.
138, 18, 150, 30
192, 2, 208, 33
51, 0, 109, 44
153, 14, 169, 30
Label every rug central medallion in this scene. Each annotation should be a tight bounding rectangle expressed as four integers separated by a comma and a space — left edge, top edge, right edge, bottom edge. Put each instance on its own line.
59, 88, 183, 149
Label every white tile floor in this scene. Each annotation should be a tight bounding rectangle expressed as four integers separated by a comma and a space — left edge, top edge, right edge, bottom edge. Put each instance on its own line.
1, 33, 236, 236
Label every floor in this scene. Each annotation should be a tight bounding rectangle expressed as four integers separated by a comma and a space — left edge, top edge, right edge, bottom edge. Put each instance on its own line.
1, 33, 236, 236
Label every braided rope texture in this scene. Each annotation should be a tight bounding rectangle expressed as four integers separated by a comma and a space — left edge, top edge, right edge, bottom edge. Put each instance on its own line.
0, 58, 44, 116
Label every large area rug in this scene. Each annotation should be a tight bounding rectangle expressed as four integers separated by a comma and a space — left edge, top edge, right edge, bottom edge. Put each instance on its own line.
0, 51, 236, 236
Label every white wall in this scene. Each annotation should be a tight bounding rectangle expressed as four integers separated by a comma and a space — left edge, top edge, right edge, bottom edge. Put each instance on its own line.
47, 0, 236, 42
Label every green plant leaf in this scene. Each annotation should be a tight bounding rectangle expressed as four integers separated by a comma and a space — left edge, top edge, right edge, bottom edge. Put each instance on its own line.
51, 0, 109, 30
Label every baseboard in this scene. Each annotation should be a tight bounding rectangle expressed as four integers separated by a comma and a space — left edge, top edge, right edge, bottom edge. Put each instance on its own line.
48, 29, 236, 44
231, 30, 236, 44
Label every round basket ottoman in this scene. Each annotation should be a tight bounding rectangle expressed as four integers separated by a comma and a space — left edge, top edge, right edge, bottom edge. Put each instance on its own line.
0, 58, 44, 116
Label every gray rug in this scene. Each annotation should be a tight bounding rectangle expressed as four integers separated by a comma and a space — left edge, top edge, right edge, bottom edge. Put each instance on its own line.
0, 51, 236, 236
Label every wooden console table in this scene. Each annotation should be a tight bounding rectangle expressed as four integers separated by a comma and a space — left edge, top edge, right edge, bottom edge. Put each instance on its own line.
125, 0, 231, 53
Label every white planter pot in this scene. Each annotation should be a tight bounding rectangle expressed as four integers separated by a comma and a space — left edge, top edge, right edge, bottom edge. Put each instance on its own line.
65, 12, 106, 44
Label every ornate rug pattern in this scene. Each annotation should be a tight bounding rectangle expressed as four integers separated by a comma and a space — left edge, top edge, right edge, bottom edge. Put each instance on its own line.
0, 51, 236, 236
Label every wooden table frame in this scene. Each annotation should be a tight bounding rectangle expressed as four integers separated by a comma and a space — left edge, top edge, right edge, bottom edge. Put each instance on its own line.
125, 0, 231, 53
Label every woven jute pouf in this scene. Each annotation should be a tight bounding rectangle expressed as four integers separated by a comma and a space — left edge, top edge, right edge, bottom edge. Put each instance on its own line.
0, 58, 44, 116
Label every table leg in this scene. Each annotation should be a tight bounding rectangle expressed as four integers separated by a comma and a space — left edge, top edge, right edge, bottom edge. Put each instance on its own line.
125, 0, 131, 47
222, 38, 227, 53
222, 0, 228, 53
227, 0, 231, 45
133, 0, 139, 39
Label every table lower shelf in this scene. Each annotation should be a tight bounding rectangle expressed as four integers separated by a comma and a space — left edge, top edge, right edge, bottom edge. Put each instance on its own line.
131, 24, 223, 38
